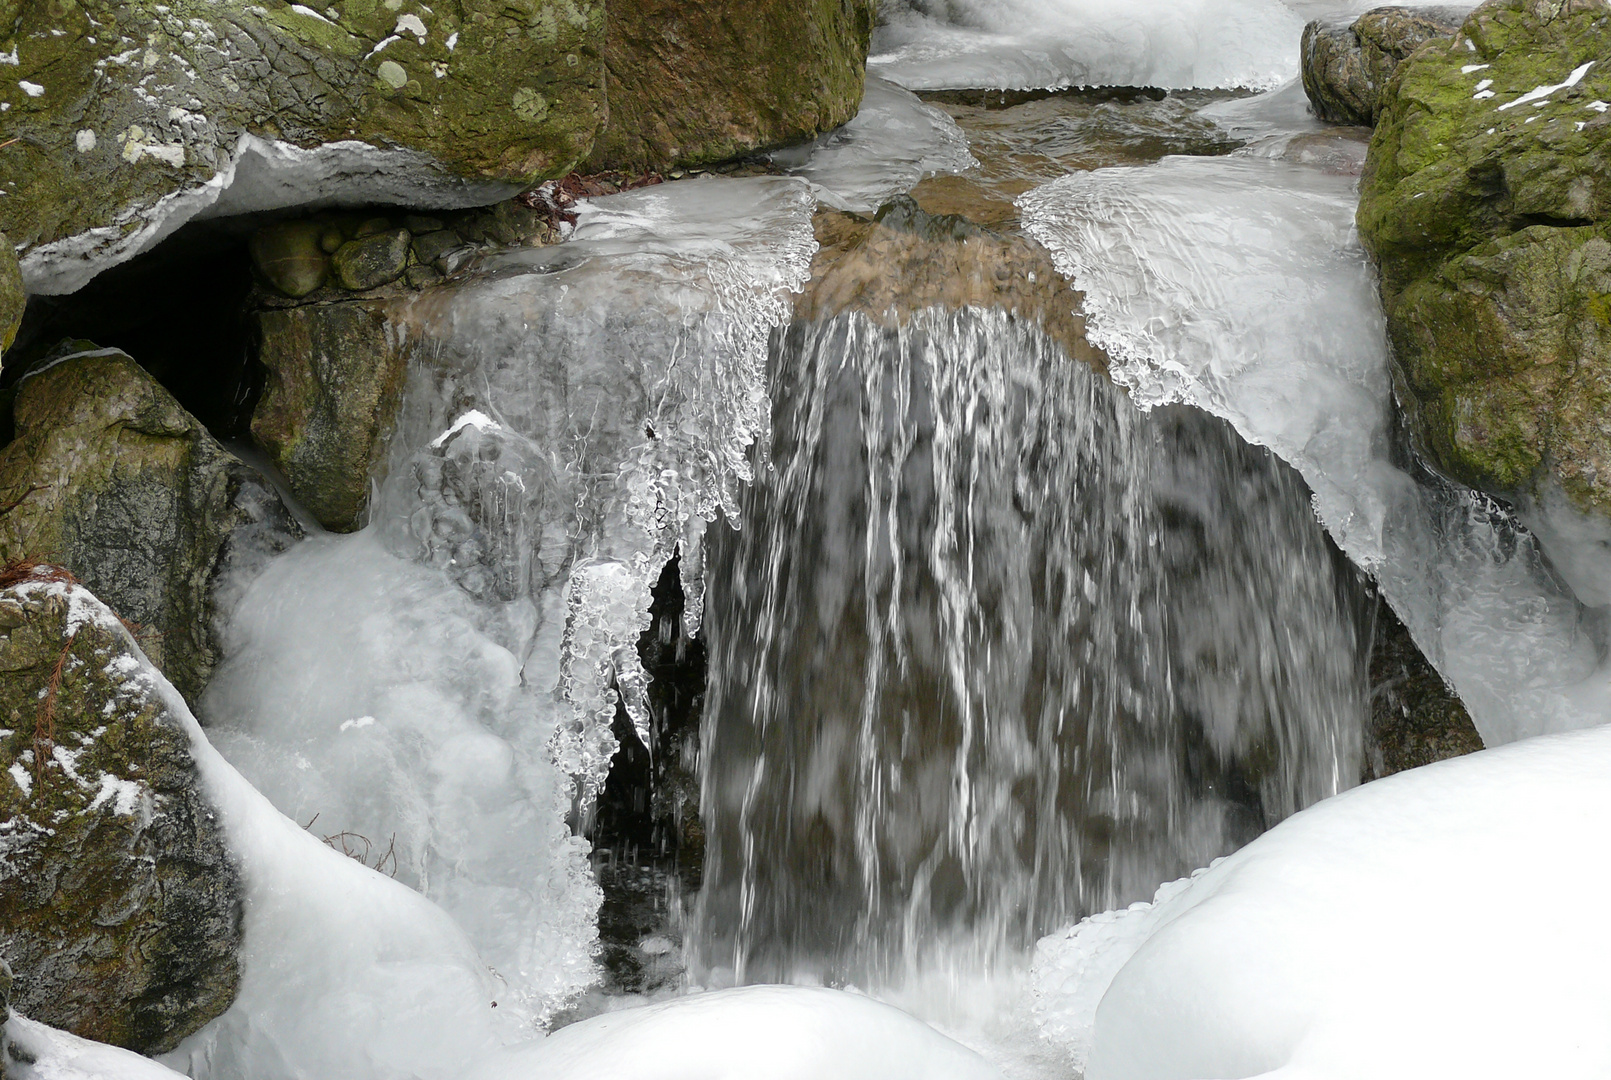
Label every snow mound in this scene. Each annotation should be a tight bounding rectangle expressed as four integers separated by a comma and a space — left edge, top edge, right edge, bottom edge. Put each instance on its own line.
1032, 725, 1611, 1079
6, 1016, 191, 1080
468, 986, 1004, 1080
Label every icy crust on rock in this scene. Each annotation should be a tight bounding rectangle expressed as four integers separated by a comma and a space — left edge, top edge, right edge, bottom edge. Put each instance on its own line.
1019, 151, 1606, 745
871, 0, 1306, 92
772, 77, 977, 214
467, 985, 1005, 1080
202, 176, 817, 1025
20, 135, 518, 296
200, 532, 601, 1021
1031, 725, 1611, 1080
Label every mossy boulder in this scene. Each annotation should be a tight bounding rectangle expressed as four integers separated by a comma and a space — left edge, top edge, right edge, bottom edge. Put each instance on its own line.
0, 568, 242, 1053
1300, 6, 1465, 126
2, 0, 609, 294
1358, 0, 1611, 519
585, 0, 877, 172
0, 235, 22, 365
251, 300, 411, 531
0, 346, 303, 707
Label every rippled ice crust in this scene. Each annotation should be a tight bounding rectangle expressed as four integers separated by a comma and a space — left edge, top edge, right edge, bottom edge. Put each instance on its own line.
872, 0, 1306, 92
205, 176, 817, 1023
1020, 154, 1605, 744
774, 76, 977, 214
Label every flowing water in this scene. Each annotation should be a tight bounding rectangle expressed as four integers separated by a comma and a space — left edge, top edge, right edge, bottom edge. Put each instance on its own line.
180, 0, 1611, 1075
693, 309, 1366, 991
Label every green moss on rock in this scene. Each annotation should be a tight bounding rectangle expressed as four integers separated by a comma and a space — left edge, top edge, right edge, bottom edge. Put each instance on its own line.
586, 0, 877, 172
1359, 0, 1611, 517
0, 570, 242, 1053
0, 347, 303, 707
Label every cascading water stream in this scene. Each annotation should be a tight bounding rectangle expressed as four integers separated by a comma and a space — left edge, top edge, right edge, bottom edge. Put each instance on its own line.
693, 307, 1369, 991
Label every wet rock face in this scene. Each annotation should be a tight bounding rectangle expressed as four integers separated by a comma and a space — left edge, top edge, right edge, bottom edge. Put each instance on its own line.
2, 0, 607, 294
0, 347, 303, 707
799, 197, 1108, 373
1358, 0, 1611, 522
586, 0, 878, 171
1364, 595, 1484, 779
0, 569, 242, 1054
1300, 6, 1464, 126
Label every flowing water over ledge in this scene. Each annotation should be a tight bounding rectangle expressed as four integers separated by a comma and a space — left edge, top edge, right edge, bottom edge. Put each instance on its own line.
694, 308, 1367, 990
163, 2, 1598, 1075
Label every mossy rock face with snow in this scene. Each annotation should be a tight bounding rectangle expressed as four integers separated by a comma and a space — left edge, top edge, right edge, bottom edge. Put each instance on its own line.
1, 0, 606, 293
1300, 6, 1465, 126
0, 235, 22, 362
585, 0, 878, 172
0, 347, 303, 707
0, 569, 243, 1054
1358, 0, 1611, 519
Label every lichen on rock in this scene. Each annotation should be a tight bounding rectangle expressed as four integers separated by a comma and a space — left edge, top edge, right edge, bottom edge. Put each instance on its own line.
0, 567, 242, 1054
1, 0, 608, 292
1358, 0, 1611, 521
0, 346, 303, 707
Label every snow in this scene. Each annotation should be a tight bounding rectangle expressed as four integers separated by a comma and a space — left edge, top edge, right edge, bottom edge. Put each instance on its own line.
465, 986, 1004, 1080
1495, 60, 1595, 111
198, 174, 817, 1037
1032, 725, 1611, 1080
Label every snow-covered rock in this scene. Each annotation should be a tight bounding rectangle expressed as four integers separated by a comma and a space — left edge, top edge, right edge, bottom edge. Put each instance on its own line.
1033, 725, 1611, 1079
467, 985, 1005, 1080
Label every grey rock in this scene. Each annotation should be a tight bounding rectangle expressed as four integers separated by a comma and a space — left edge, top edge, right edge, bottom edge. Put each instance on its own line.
0, 569, 243, 1053
0, 346, 303, 709
252, 302, 411, 532
1301, 5, 1464, 126
411, 230, 466, 268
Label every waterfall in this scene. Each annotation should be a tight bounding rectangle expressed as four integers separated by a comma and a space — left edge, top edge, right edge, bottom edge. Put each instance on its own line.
692, 307, 1368, 989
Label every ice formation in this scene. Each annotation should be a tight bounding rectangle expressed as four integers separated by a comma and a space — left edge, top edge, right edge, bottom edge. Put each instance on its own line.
695, 307, 1368, 989
1019, 142, 1608, 746
466, 985, 1004, 1080
1031, 725, 1611, 1080
772, 76, 978, 213
202, 176, 819, 1024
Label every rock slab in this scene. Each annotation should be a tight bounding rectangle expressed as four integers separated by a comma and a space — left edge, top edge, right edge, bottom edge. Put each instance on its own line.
0, 569, 242, 1054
